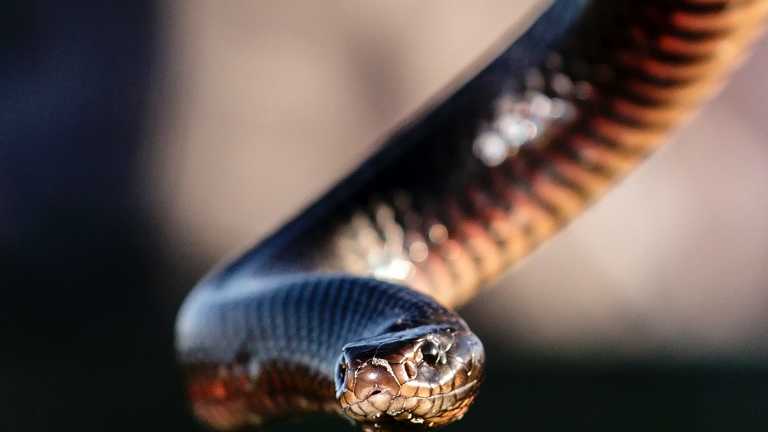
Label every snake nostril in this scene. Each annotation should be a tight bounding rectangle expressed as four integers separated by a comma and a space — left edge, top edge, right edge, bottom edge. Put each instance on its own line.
370, 390, 381, 396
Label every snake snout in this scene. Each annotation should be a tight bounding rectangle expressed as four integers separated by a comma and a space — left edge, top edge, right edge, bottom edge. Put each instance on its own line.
352, 362, 400, 401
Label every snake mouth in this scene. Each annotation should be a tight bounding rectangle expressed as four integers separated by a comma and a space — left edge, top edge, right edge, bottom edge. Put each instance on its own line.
339, 379, 480, 427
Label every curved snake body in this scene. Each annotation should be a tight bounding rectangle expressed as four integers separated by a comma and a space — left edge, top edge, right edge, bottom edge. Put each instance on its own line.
176, 1, 768, 430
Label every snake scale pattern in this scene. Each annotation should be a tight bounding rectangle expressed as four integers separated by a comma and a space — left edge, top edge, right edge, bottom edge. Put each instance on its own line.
176, 1, 768, 430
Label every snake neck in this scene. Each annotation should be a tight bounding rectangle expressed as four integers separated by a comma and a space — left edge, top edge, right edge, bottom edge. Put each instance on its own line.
224, 0, 768, 309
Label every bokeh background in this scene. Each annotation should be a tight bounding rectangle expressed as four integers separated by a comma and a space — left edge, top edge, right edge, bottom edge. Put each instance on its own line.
3, 1, 767, 431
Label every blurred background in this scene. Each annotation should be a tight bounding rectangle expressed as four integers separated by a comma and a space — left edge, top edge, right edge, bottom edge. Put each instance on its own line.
3, 1, 767, 431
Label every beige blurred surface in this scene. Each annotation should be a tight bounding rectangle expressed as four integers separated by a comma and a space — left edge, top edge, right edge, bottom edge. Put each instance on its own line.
152, 1, 768, 357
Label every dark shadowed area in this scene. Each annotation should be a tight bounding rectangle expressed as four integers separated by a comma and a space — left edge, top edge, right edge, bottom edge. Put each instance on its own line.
2, 1, 767, 431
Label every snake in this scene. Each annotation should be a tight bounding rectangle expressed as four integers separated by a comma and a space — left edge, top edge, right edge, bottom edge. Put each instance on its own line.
175, 1, 768, 430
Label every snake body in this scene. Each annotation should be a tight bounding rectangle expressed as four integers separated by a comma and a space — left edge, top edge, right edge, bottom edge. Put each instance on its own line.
176, 1, 767, 430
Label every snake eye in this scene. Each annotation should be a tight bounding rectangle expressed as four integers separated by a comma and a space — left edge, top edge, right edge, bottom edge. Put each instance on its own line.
420, 340, 440, 366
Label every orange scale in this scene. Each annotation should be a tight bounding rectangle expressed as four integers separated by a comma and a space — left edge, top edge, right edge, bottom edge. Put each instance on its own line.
458, 218, 504, 282
626, 77, 719, 105
619, 50, 730, 81
548, 154, 612, 198
440, 239, 481, 305
485, 205, 528, 265
658, 33, 728, 57
508, 188, 558, 243
531, 175, 585, 220
671, 2, 768, 34
611, 97, 689, 127
421, 252, 457, 307
466, 185, 529, 263
570, 134, 639, 175
590, 116, 665, 152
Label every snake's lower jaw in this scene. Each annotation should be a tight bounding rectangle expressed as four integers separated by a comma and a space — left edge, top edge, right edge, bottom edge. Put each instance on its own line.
339, 380, 480, 429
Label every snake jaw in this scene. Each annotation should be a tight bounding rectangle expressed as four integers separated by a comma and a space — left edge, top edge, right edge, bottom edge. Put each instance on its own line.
335, 325, 484, 428
340, 379, 480, 428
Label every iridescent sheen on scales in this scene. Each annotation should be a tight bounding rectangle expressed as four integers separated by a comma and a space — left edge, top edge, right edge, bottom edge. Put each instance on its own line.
176, 1, 768, 431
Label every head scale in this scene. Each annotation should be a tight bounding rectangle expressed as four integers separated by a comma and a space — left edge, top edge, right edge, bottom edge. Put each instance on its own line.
335, 323, 485, 428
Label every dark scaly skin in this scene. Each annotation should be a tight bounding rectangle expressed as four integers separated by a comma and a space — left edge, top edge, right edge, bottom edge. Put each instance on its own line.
177, 275, 483, 429
176, 0, 768, 430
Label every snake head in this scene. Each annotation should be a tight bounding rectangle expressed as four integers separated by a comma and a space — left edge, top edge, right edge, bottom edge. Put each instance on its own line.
335, 323, 484, 428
